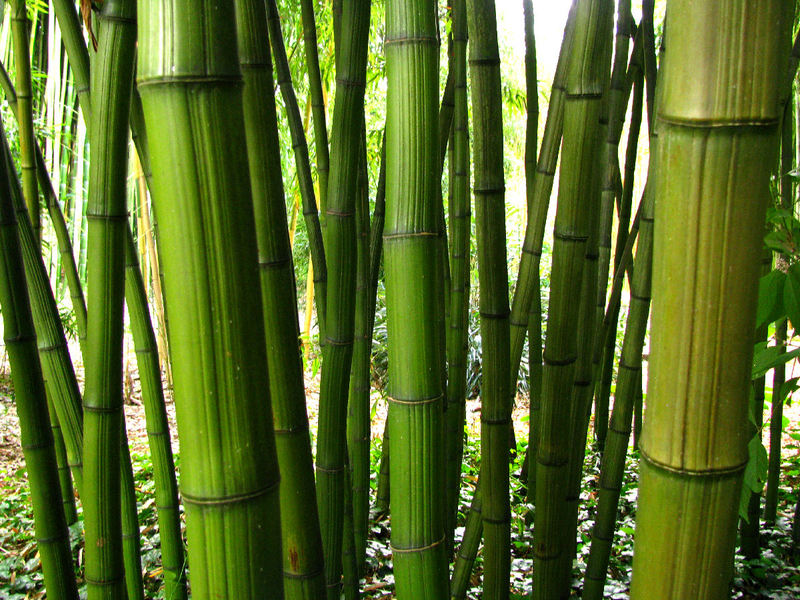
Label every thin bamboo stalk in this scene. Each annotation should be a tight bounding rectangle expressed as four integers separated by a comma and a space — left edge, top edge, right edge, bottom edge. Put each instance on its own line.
384, 0, 448, 595
10, 0, 40, 243
0, 120, 78, 600
235, 0, 326, 594
266, 0, 329, 340
445, 0, 470, 550
630, 3, 792, 597
583, 173, 654, 600
765, 100, 794, 524
347, 120, 371, 576
123, 227, 186, 599
532, 2, 612, 597
315, 1, 371, 595
137, 0, 284, 595
465, 0, 511, 596
300, 0, 330, 218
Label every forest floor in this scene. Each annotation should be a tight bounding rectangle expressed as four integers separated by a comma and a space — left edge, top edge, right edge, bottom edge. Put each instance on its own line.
2, 346, 800, 598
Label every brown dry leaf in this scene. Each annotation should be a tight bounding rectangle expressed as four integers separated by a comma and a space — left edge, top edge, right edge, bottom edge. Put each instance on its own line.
81, 0, 98, 51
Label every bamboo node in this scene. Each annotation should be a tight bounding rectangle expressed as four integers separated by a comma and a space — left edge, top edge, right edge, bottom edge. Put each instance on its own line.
283, 566, 324, 580
388, 393, 443, 406
638, 448, 748, 478
391, 535, 445, 554
180, 479, 279, 506
384, 35, 438, 47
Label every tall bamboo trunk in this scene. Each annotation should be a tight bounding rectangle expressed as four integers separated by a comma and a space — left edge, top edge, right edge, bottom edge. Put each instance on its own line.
532, 2, 612, 597
315, 1, 371, 595
384, 0, 448, 595
444, 0, 470, 552
234, 0, 327, 594
82, 1, 137, 596
137, 1, 284, 596
465, 0, 511, 596
630, 3, 791, 598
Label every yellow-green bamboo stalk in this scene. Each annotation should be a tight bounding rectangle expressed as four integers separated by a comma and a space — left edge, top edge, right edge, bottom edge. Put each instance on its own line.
137, 0, 284, 596
630, 3, 792, 598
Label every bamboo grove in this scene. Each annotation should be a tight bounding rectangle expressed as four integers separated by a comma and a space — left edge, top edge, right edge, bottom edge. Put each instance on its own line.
0, 0, 797, 599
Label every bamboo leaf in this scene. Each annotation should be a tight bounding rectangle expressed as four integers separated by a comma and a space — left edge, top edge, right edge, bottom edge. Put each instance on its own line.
757, 269, 785, 327
783, 264, 800, 328
751, 342, 800, 379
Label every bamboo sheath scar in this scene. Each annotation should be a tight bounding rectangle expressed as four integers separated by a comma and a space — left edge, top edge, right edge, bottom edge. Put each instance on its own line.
631, 2, 792, 599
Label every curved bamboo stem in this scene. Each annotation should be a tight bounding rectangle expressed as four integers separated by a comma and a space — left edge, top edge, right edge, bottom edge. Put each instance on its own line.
0, 120, 78, 600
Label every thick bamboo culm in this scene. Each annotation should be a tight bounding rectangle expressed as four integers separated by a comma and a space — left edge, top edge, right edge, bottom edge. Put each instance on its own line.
630, 2, 792, 598
137, 0, 284, 596
384, 0, 449, 596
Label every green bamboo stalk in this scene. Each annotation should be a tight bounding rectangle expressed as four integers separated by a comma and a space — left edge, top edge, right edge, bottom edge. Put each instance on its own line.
2, 106, 84, 504
123, 226, 186, 599
48, 397, 78, 524
465, 0, 511, 596
347, 120, 371, 576
385, 0, 448, 595
532, 2, 612, 597
137, 0, 284, 596
82, 1, 137, 595
0, 120, 78, 600
519, 7, 576, 503
592, 15, 640, 453
583, 175, 655, 600
235, 0, 327, 594
630, 3, 791, 598
520, 0, 540, 501
10, 0, 40, 243
120, 414, 144, 600
315, 1, 371, 595
765, 316, 787, 525
739, 254, 771, 560
342, 456, 360, 600
300, 0, 330, 216
0, 61, 82, 523
445, 0, 470, 550
450, 480, 482, 600
765, 100, 794, 524
375, 417, 390, 515
266, 0, 328, 340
